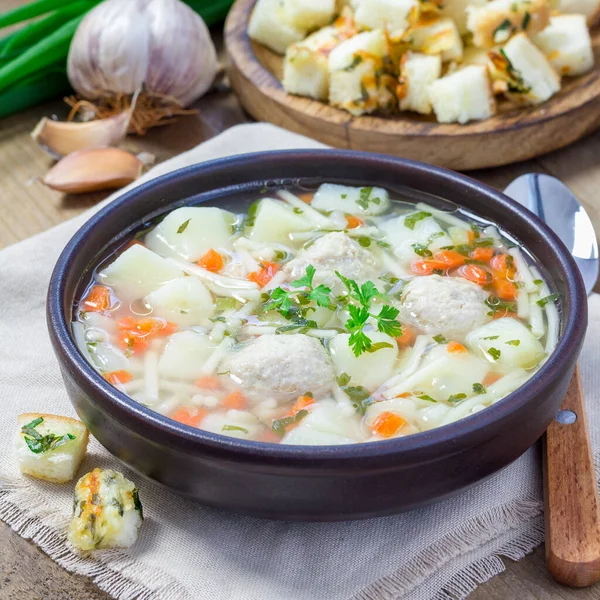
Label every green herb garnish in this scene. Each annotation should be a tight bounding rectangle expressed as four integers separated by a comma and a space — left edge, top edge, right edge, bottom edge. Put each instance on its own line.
448, 393, 467, 403
177, 219, 191, 234
483, 335, 499, 340
132, 488, 143, 519
433, 334, 448, 344
412, 243, 433, 258
272, 409, 310, 437
356, 187, 381, 211
473, 383, 487, 395
404, 211, 431, 230
533, 279, 543, 285
506, 339, 521, 346
20, 417, 76, 454
344, 55, 363, 71
536, 293, 559, 308
222, 425, 249, 434
488, 347, 502, 360
418, 394, 437, 402
521, 11, 530, 29
358, 236, 371, 247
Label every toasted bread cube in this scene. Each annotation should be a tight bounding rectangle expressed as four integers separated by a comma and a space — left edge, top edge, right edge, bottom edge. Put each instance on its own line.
441, 0, 487, 34
283, 11, 358, 100
552, 0, 600, 24
282, 0, 337, 30
398, 52, 442, 114
248, 0, 306, 55
489, 32, 560, 104
428, 65, 496, 123
329, 30, 396, 115
16, 414, 89, 483
407, 17, 464, 62
355, 0, 418, 38
533, 15, 594, 76
461, 45, 490, 66
466, 0, 550, 48
68, 468, 143, 551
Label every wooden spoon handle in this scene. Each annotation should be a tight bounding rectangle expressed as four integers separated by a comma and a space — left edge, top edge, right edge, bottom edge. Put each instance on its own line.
544, 364, 600, 587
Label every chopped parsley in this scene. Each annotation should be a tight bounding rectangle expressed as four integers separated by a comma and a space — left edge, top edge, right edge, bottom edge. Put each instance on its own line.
177, 219, 191, 234
356, 187, 382, 211
473, 383, 487, 395
272, 410, 310, 437
447, 393, 467, 403
337, 374, 374, 415
506, 339, 521, 346
344, 55, 363, 71
222, 425, 249, 434
433, 334, 448, 344
533, 279, 543, 285
404, 211, 431, 230
293, 207, 303, 214
358, 236, 371, 247
411, 243, 433, 258
20, 417, 76, 454
536, 293, 559, 308
341, 194, 348, 199
418, 394, 437, 402
488, 347, 502, 361
483, 335, 499, 340
521, 11, 530, 29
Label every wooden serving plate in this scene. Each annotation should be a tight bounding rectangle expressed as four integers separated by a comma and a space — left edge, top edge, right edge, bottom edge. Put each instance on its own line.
225, 0, 600, 171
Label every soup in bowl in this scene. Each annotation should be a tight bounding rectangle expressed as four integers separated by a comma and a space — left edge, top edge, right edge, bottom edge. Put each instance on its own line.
48, 150, 586, 519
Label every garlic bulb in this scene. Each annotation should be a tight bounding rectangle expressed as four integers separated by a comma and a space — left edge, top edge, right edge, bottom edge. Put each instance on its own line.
67, 0, 218, 107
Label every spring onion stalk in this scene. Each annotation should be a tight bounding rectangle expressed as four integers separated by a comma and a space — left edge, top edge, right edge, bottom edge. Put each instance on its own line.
0, 0, 88, 29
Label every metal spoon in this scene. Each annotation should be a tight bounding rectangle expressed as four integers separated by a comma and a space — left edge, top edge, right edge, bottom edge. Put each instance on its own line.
504, 173, 600, 587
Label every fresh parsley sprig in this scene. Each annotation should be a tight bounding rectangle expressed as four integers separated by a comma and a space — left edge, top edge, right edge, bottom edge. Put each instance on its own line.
21, 417, 76, 454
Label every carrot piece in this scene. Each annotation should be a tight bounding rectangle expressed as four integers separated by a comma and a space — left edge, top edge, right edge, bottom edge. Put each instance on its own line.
471, 247, 494, 262
371, 411, 407, 438
410, 260, 447, 276
457, 264, 490, 286
493, 279, 517, 301
195, 375, 221, 390
82, 285, 112, 312
297, 192, 313, 204
222, 391, 247, 410
490, 254, 515, 279
292, 395, 316, 414
247, 261, 280, 288
198, 248, 224, 272
433, 250, 465, 269
483, 372, 503, 386
171, 407, 207, 427
396, 392, 411, 398
493, 310, 519, 320
396, 325, 417, 347
345, 215, 364, 229
103, 370, 133, 385
447, 341, 467, 353
117, 317, 176, 354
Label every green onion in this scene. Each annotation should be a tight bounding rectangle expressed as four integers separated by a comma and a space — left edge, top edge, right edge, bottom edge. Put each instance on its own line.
0, 0, 85, 29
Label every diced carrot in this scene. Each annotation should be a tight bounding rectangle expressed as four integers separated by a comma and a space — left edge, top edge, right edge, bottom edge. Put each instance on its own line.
297, 192, 313, 204
371, 411, 407, 438
457, 264, 490, 286
396, 392, 411, 398
118, 332, 149, 354
471, 247, 494, 262
292, 395, 316, 414
247, 261, 280, 287
467, 229, 477, 244
222, 391, 247, 411
117, 317, 176, 354
198, 248, 224, 272
171, 407, 207, 427
483, 372, 503, 386
490, 254, 515, 279
103, 370, 133, 385
433, 250, 465, 269
493, 279, 517, 301
493, 310, 519, 320
82, 285, 112, 312
447, 341, 467, 353
396, 325, 417, 347
410, 259, 447, 276
195, 375, 221, 390
345, 215, 364, 229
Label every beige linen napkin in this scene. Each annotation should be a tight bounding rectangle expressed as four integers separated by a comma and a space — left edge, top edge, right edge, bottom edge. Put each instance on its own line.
1, 123, 599, 600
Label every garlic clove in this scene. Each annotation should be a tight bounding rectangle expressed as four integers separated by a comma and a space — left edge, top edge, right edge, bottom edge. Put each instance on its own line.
41, 147, 143, 194
31, 111, 131, 158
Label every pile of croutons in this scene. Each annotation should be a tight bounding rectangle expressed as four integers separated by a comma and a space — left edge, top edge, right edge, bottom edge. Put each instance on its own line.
248, 0, 598, 124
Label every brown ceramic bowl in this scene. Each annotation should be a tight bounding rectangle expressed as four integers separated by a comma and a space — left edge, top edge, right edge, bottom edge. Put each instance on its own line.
47, 150, 587, 521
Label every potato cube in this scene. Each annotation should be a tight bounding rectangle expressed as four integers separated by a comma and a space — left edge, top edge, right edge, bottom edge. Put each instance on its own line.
489, 32, 560, 105
250, 198, 314, 243
158, 331, 216, 379
312, 183, 391, 215
282, 0, 336, 30
441, 0, 487, 35
466, 0, 550, 48
68, 468, 143, 551
533, 15, 594, 76
407, 17, 464, 62
355, 0, 418, 38
461, 45, 490, 66
16, 414, 89, 483
552, 0, 600, 25
398, 52, 442, 114
428, 65, 496, 123
248, 0, 306, 55
329, 29, 396, 115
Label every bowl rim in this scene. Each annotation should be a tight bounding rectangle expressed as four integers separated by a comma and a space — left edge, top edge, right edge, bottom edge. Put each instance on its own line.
47, 149, 588, 464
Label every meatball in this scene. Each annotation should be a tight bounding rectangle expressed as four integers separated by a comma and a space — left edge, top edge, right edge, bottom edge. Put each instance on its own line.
285, 232, 378, 286
398, 275, 490, 341
220, 334, 334, 400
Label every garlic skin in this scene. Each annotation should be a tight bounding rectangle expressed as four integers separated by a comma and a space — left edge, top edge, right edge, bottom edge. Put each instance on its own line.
67, 0, 218, 107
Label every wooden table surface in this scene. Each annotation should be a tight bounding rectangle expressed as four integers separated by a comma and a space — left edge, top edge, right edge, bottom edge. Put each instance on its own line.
2, 2, 600, 598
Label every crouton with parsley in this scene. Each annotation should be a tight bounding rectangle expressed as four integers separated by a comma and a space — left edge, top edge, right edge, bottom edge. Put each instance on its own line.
16, 413, 89, 484
68, 468, 143, 551
247, 0, 306, 55
428, 65, 496, 123
466, 0, 550, 48
355, 0, 418, 39
283, 8, 358, 100
488, 32, 560, 105
397, 52, 442, 114
282, 0, 337, 31
329, 29, 397, 116
533, 15, 594, 76
406, 16, 464, 62
553, 0, 600, 24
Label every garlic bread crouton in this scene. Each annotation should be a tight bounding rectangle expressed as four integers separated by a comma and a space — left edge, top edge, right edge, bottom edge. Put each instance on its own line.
407, 16, 464, 62
466, 0, 550, 48
441, 0, 487, 35
398, 52, 442, 114
68, 468, 143, 551
461, 45, 490, 66
329, 30, 396, 115
282, 0, 337, 31
283, 11, 357, 100
16, 413, 89, 483
355, 0, 418, 38
428, 65, 496, 123
248, 0, 306, 55
489, 33, 560, 104
553, 0, 600, 25
533, 15, 594, 76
